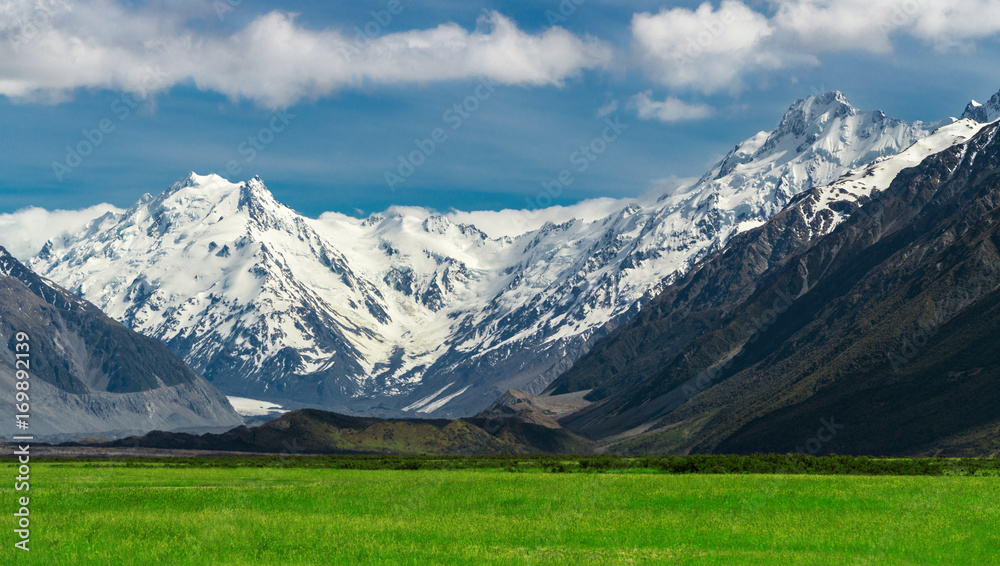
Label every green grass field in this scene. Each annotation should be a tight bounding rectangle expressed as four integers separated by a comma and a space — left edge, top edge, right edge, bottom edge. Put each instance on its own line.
3, 462, 998, 565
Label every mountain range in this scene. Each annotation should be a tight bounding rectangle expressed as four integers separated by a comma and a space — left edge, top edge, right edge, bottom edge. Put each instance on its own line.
5, 87, 999, 455
26, 91, 949, 418
547, 117, 1000, 456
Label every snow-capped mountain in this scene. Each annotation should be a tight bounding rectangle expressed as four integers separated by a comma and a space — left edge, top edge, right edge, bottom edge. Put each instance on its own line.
385, 91, 946, 414
0, 247, 243, 440
28, 91, 949, 417
548, 116, 990, 406
32, 174, 513, 410
553, 117, 1000, 456
961, 89, 1000, 124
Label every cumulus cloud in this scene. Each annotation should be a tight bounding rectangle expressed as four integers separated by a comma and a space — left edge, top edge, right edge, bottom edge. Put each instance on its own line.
632, 1, 803, 94
773, 0, 1000, 52
0, 2, 612, 107
0, 204, 123, 261
771, 0, 901, 53
631, 91, 713, 122
633, 0, 1000, 93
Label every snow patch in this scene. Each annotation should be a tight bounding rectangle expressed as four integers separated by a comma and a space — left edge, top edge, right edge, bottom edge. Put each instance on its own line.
226, 396, 285, 417
401, 383, 453, 412
417, 385, 470, 413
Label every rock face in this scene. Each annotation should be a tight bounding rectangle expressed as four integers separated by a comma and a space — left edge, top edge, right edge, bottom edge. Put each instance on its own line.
474, 389, 565, 429
29, 92, 942, 417
0, 247, 243, 441
550, 120, 1000, 457
961, 88, 1000, 124
547, 118, 988, 401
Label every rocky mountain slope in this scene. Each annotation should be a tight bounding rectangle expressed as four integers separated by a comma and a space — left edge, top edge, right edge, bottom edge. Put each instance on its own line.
547, 118, 989, 401
550, 119, 1000, 457
962, 91, 1000, 124
0, 247, 243, 440
28, 92, 945, 417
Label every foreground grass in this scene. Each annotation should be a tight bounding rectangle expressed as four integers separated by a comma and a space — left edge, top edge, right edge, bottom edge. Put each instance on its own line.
3, 463, 998, 565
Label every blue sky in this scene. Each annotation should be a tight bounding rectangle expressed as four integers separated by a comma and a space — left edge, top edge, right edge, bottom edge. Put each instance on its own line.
1, 0, 999, 218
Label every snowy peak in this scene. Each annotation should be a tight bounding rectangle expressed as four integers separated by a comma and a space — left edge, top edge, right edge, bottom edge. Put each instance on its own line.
242, 175, 278, 205
777, 91, 856, 134
2, 245, 40, 285
151, 173, 242, 219
168, 172, 228, 193
2, 245, 92, 313
0, 246, 16, 276
712, 91, 897, 183
764, 91, 873, 155
237, 175, 297, 230
115, 172, 296, 238
961, 89, 1000, 123
694, 90, 933, 241
160, 172, 280, 211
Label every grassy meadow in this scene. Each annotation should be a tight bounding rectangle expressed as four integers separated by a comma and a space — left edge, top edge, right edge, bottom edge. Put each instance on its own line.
3, 461, 998, 565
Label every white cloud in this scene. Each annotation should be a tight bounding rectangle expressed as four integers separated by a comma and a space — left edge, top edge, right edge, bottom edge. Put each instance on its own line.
596, 100, 619, 117
912, 2, 1000, 48
632, 0, 1000, 93
631, 91, 713, 122
0, 204, 123, 261
445, 197, 631, 238
632, 1, 804, 94
643, 176, 699, 201
773, 0, 1000, 52
0, 3, 612, 107
771, 0, 899, 53
318, 198, 634, 240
